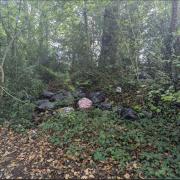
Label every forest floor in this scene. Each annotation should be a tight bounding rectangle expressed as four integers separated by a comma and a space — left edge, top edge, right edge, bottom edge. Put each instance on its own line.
0, 127, 126, 179
0, 110, 179, 179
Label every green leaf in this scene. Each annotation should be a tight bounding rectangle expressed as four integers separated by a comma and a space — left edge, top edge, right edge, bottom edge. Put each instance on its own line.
93, 150, 106, 161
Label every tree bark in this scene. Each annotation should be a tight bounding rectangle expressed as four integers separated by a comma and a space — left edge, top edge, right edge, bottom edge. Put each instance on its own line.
170, 0, 178, 33
99, 2, 119, 69
83, 0, 91, 68
165, 0, 179, 90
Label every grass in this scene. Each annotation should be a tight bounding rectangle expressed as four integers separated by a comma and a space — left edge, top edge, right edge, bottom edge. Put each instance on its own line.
40, 109, 180, 178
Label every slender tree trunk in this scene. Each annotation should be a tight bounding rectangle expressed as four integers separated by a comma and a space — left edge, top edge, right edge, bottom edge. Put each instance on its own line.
83, 0, 92, 69
0, 65, 4, 96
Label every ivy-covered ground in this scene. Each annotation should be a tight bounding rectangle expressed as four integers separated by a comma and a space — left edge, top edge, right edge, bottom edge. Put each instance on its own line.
0, 109, 179, 179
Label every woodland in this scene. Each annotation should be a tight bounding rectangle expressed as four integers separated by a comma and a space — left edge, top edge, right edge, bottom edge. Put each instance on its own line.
0, 0, 180, 179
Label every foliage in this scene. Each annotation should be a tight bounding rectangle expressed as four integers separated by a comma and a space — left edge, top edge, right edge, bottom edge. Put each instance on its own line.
145, 86, 179, 118
40, 109, 180, 178
0, 99, 35, 132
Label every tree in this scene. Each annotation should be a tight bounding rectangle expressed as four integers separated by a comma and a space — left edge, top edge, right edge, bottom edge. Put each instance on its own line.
164, 0, 179, 90
99, 1, 119, 70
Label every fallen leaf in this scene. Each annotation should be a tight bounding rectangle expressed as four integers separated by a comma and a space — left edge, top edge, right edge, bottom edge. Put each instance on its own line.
133, 163, 138, 169
139, 172, 145, 179
124, 173, 130, 179
81, 175, 88, 179
65, 174, 70, 179
47, 158, 54, 162
89, 174, 95, 178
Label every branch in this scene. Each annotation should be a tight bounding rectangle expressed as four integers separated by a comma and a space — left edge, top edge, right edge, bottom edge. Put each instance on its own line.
1, 30, 22, 67
0, 85, 25, 103
0, 28, 25, 97
0, 66, 4, 96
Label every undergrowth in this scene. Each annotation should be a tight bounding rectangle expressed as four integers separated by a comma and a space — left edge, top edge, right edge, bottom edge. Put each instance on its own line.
40, 109, 180, 178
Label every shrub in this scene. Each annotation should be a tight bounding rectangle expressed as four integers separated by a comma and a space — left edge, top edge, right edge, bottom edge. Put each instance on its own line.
0, 98, 35, 132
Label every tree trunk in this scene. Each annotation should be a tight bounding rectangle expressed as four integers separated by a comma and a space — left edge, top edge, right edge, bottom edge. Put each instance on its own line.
170, 0, 178, 33
99, 2, 119, 70
83, 0, 91, 68
165, 0, 179, 90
